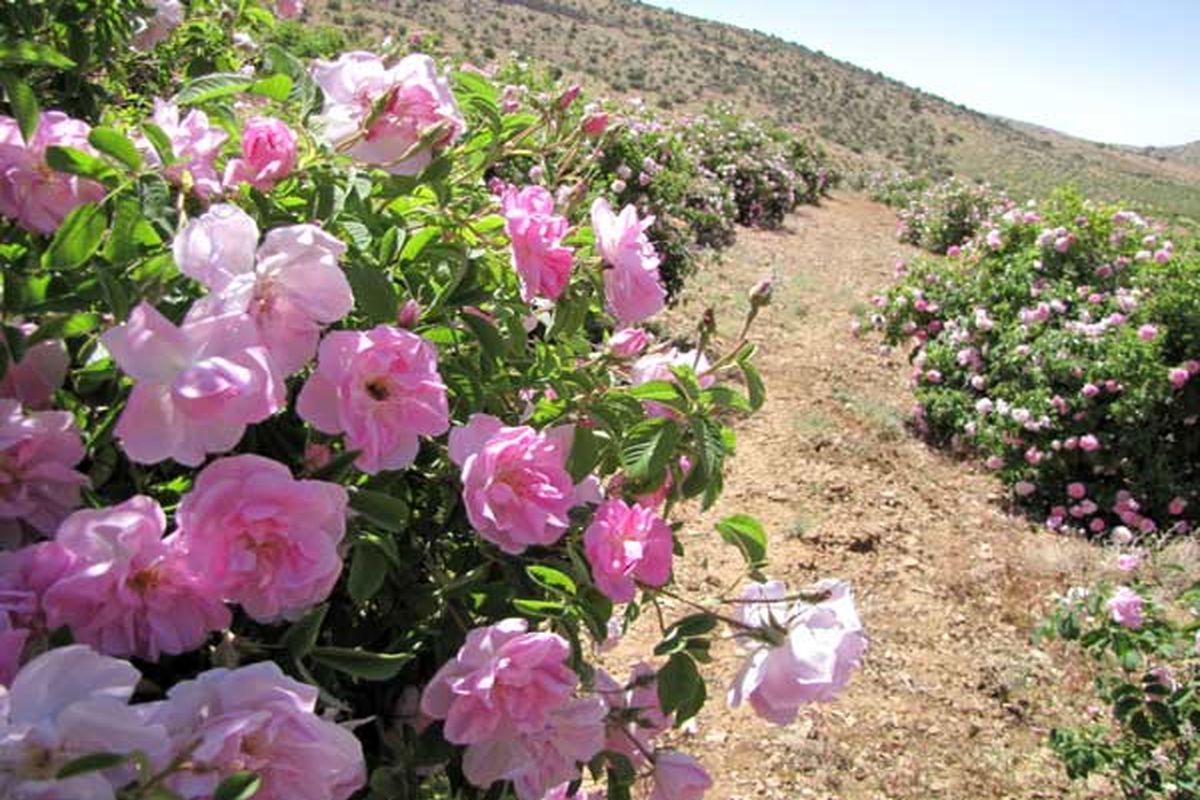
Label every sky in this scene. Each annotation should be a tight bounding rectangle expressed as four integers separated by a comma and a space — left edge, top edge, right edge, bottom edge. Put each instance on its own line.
643, 0, 1200, 147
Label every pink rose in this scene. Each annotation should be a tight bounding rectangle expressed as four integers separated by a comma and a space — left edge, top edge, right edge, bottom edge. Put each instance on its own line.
608, 327, 648, 358
631, 347, 713, 418
591, 198, 666, 324
448, 413, 583, 553
582, 112, 608, 137
651, 751, 712, 800
276, 0, 304, 18
174, 203, 353, 375
1106, 586, 1144, 630
132, 0, 183, 50
501, 185, 574, 301
0, 112, 106, 235
421, 619, 579, 743
0, 400, 87, 540
101, 302, 285, 466
312, 52, 465, 175
0, 338, 69, 409
1137, 324, 1158, 342
1168, 497, 1188, 516
728, 579, 866, 725
139, 101, 228, 200
0, 645, 170, 797
297, 326, 450, 474
583, 499, 673, 602
1067, 482, 1087, 500
149, 661, 366, 800
1169, 367, 1190, 388
596, 664, 670, 766
223, 117, 298, 192
1116, 553, 1142, 572
1079, 434, 1100, 452
175, 455, 348, 622
41, 496, 230, 661
985, 229, 1002, 250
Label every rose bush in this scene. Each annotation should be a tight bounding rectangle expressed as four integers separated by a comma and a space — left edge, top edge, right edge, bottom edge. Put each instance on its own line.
0, 3, 864, 798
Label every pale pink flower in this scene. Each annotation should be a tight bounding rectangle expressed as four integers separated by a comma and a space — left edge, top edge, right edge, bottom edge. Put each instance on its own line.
223, 117, 298, 192
608, 327, 648, 358
651, 751, 712, 800
727, 579, 866, 725
1169, 367, 1190, 388
312, 52, 464, 175
590, 198, 665, 324
1116, 553, 1142, 572
276, 0, 304, 18
420, 618, 577, 743
1106, 586, 1144, 630
139, 101, 228, 200
174, 203, 353, 375
1014, 481, 1036, 496
132, 0, 183, 49
0, 339, 68, 410
596, 664, 670, 766
149, 661, 365, 800
0, 400, 87, 540
0, 112, 106, 235
985, 229, 1002, 250
1067, 482, 1087, 500
1079, 434, 1100, 452
297, 325, 449, 474
630, 347, 713, 417
101, 302, 284, 466
448, 414, 581, 553
0, 645, 169, 799
175, 455, 348, 623
583, 499, 672, 602
501, 186, 574, 302
41, 496, 230, 661
1137, 324, 1158, 342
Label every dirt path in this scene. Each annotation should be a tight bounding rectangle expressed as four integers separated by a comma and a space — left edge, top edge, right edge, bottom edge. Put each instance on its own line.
640, 192, 1106, 799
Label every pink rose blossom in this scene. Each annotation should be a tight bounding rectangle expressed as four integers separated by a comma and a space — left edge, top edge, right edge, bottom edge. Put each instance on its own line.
1079, 434, 1100, 452
651, 751, 712, 800
1014, 481, 1036, 496
1168, 497, 1187, 516
608, 327, 648, 358
985, 229, 1002, 250
223, 117, 298, 191
1106, 586, 1144, 630
312, 52, 465, 175
727, 579, 866, 725
591, 198, 666, 324
1116, 553, 1142, 572
0, 645, 169, 798
0, 112, 106, 235
420, 618, 578, 743
101, 302, 284, 466
397, 298, 421, 328
175, 455, 348, 622
501, 185, 574, 301
276, 0, 304, 18
175, 204, 353, 375
582, 111, 608, 137
41, 496, 230, 661
583, 499, 673, 602
0, 338, 68, 410
0, 400, 87, 541
1169, 367, 1190, 388
132, 0, 183, 50
1067, 482, 1087, 500
297, 325, 449, 474
1137, 324, 1158, 342
448, 414, 583, 553
630, 347, 713, 417
139, 101, 228, 200
149, 661, 365, 800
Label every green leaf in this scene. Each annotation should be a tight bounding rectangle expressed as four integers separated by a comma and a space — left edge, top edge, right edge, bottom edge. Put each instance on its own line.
715, 514, 768, 569
656, 652, 706, 724
740, 360, 766, 410
512, 598, 566, 617
566, 423, 602, 482
0, 41, 75, 69
0, 71, 38, 142
44, 145, 116, 182
43, 203, 106, 268
88, 127, 142, 170
280, 603, 328, 659
173, 72, 255, 105
213, 771, 261, 800
654, 612, 717, 656
346, 264, 398, 324
311, 646, 414, 680
463, 313, 504, 368
249, 73, 293, 101
627, 380, 685, 404
25, 312, 100, 345
56, 752, 128, 779
347, 541, 389, 604
105, 196, 160, 264
526, 565, 577, 596
140, 123, 176, 165
619, 417, 680, 486
349, 488, 409, 533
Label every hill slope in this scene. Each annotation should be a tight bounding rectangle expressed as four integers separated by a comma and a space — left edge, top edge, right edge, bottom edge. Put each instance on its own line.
312, 0, 1200, 217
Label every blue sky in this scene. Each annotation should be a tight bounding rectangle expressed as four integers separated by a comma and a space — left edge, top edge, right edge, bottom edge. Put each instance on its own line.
643, 0, 1200, 146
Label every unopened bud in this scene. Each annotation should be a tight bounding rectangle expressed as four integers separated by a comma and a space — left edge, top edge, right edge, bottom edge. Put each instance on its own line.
557, 84, 581, 110
397, 298, 421, 329
699, 307, 717, 337
749, 279, 773, 308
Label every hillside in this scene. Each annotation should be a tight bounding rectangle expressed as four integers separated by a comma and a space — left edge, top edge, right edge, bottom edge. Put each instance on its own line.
312, 0, 1200, 218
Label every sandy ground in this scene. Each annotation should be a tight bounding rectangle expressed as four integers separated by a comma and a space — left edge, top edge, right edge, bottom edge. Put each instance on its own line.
618, 192, 1115, 799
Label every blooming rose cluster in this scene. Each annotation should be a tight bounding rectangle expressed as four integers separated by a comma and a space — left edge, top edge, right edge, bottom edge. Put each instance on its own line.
500, 185, 575, 302
0, 645, 364, 800
0, 112, 106, 235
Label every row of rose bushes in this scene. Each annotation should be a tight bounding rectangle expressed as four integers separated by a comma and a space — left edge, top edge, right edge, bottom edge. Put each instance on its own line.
865, 189, 1199, 542
0, 1, 864, 799
866, 172, 1011, 255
